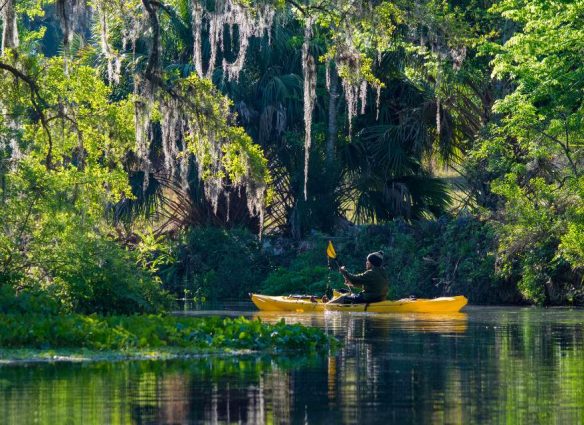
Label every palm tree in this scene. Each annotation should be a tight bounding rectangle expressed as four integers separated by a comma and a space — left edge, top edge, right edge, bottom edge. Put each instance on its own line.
339, 51, 455, 223
97, 2, 461, 236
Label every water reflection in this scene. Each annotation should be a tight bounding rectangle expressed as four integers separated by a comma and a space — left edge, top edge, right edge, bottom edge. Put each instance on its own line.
2, 308, 584, 424
254, 310, 469, 333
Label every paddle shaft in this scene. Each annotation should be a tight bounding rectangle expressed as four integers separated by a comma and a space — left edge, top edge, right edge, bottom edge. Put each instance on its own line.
335, 259, 355, 295
326, 242, 354, 295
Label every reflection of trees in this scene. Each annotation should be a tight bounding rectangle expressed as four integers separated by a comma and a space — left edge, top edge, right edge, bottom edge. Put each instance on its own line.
316, 312, 470, 424
255, 310, 470, 423
4, 310, 584, 424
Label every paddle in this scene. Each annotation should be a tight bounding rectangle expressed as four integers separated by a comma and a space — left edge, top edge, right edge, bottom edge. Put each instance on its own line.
326, 240, 353, 294
326, 240, 339, 268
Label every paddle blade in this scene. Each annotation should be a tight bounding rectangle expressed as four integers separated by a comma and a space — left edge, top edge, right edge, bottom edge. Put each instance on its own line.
326, 240, 337, 259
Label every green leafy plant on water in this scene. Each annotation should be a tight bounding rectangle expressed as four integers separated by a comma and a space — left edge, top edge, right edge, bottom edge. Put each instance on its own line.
0, 314, 338, 353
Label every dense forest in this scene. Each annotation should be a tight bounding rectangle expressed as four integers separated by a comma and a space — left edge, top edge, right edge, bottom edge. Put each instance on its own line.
0, 0, 582, 314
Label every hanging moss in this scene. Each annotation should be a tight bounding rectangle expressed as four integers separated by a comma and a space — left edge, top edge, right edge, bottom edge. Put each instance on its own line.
97, 5, 122, 84
1, 0, 19, 54
302, 17, 316, 201
189, 0, 275, 80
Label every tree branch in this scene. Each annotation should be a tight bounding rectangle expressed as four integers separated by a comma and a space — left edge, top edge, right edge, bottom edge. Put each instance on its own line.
0, 190, 39, 279
141, 0, 161, 80
530, 123, 580, 177
0, 61, 54, 169
0, 0, 9, 13
285, 0, 332, 17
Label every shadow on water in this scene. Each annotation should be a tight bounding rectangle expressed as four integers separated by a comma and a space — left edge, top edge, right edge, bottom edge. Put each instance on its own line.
2, 306, 584, 424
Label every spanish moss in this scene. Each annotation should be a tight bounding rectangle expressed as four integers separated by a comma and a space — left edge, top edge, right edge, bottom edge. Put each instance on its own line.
1, 0, 18, 54
302, 18, 316, 200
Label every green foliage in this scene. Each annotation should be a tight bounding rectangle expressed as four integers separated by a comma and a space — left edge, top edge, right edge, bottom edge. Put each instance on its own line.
464, 0, 584, 304
2, 0, 582, 309
200, 2, 460, 235
560, 196, 584, 270
0, 314, 337, 353
0, 286, 61, 315
0, 170, 174, 314
342, 56, 456, 223
160, 227, 268, 300
0, 56, 171, 314
136, 227, 175, 274
490, 0, 584, 121
164, 74, 272, 192
261, 258, 331, 296
260, 217, 505, 303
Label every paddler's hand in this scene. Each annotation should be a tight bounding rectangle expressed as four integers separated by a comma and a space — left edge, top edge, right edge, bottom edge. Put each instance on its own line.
339, 265, 346, 273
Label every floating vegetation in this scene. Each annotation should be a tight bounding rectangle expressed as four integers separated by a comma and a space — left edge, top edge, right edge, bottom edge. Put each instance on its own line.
0, 314, 338, 354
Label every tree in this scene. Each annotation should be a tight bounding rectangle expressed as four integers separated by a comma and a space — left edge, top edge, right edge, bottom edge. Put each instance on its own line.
474, 0, 584, 303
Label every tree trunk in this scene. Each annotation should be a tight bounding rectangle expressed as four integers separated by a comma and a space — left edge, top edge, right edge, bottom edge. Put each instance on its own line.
327, 64, 339, 166
1, 0, 19, 55
142, 0, 161, 80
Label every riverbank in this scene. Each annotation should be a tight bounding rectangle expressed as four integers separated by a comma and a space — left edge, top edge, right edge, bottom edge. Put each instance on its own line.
167, 220, 584, 307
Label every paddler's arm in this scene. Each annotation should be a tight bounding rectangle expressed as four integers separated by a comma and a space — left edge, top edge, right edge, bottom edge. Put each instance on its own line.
339, 267, 373, 290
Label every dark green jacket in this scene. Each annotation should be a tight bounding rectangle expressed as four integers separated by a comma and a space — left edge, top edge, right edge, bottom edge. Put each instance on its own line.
341, 266, 389, 302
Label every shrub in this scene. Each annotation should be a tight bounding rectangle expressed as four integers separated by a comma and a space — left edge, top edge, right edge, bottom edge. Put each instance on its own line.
261, 264, 331, 296
0, 286, 61, 315
260, 216, 507, 303
160, 227, 269, 300
48, 234, 175, 314
0, 230, 173, 315
0, 159, 173, 315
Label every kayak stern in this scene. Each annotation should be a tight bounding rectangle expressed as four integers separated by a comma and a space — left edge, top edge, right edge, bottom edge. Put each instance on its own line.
324, 295, 468, 313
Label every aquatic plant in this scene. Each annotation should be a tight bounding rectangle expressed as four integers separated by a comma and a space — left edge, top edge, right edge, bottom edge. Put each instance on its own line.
0, 314, 338, 353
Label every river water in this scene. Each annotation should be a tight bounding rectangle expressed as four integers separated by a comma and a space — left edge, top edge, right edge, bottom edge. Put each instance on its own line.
2, 305, 584, 424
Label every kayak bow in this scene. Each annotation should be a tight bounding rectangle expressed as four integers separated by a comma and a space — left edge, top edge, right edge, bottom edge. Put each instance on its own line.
250, 294, 327, 312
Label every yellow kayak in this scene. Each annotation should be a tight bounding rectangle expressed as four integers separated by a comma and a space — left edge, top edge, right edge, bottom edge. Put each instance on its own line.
250, 293, 468, 313
250, 294, 328, 312
323, 295, 468, 313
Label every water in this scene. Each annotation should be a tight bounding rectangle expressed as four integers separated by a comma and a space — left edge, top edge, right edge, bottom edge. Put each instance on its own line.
2, 305, 584, 424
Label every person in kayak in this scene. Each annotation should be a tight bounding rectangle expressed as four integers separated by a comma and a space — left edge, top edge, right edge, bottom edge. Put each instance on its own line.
331, 251, 389, 304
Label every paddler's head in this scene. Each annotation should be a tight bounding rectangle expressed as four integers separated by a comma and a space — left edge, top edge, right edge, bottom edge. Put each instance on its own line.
366, 251, 384, 269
